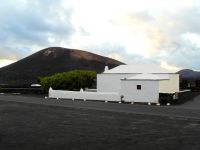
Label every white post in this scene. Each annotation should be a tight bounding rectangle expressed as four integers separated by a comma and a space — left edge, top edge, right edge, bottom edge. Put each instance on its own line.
167, 103, 171, 106
48, 87, 53, 98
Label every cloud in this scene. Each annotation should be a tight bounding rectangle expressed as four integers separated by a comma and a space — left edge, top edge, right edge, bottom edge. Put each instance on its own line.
0, 0, 200, 71
0, 0, 74, 60
160, 61, 181, 72
60, 0, 200, 71
109, 2, 200, 70
156, 6, 200, 70
0, 59, 16, 68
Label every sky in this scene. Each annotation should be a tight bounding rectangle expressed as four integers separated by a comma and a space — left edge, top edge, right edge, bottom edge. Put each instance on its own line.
0, 0, 200, 71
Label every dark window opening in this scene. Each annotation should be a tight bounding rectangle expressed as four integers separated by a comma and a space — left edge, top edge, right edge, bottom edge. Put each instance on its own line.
137, 85, 141, 90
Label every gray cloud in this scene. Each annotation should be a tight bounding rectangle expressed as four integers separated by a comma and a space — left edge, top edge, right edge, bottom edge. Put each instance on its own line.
144, 6, 200, 69
0, 46, 34, 60
0, 0, 74, 60
84, 42, 159, 65
172, 7, 200, 34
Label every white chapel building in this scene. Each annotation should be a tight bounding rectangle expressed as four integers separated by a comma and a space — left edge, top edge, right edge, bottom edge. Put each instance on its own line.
97, 64, 179, 103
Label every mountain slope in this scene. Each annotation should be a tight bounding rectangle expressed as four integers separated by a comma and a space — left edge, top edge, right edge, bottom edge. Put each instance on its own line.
178, 69, 200, 80
0, 47, 124, 86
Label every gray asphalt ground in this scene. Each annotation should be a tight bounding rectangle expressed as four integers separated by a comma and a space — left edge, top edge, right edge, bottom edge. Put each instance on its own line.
1, 94, 200, 150
0, 94, 200, 119
180, 95, 200, 109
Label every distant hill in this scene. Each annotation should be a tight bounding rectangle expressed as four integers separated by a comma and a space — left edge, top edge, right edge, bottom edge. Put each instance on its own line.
0, 47, 124, 87
178, 69, 200, 80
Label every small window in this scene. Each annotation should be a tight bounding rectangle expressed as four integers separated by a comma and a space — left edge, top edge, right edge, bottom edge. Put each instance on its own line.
137, 85, 141, 90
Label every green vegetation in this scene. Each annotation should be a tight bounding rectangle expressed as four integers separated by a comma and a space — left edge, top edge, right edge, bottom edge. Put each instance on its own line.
39, 70, 96, 91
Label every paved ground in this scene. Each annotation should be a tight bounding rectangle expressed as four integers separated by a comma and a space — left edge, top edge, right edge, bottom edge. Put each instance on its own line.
0, 94, 200, 119
1, 94, 200, 150
180, 95, 200, 109
1, 98, 200, 150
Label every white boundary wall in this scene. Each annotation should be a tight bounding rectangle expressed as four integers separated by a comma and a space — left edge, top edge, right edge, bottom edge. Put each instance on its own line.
49, 88, 120, 102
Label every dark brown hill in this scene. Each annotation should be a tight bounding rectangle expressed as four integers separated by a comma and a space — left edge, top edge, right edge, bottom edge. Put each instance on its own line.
0, 47, 124, 87
178, 69, 200, 80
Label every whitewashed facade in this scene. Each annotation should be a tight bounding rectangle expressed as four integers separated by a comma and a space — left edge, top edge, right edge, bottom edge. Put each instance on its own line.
120, 79, 159, 103
120, 73, 169, 103
97, 64, 179, 103
97, 64, 179, 94
159, 74, 179, 93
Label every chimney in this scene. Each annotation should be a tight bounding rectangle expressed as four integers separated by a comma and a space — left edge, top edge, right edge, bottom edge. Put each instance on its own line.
104, 66, 109, 72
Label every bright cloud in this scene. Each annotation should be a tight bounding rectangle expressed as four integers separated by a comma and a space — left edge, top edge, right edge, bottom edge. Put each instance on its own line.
0, 59, 16, 68
182, 33, 200, 47
0, 0, 200, 70
160, 61, 181, 72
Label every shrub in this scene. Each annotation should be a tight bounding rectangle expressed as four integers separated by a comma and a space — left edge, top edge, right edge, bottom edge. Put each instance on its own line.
39, 70, 96, 91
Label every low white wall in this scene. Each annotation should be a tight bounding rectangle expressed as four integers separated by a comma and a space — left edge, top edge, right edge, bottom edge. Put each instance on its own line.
49, 88, 120, 102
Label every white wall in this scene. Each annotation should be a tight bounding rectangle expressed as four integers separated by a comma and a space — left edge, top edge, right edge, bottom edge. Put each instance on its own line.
120, 80, 159, 103
159, 74, 179, 93
49, 88, 120, 102
97, 74, 137, 92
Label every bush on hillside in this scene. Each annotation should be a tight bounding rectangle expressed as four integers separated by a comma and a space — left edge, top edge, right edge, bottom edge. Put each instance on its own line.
39, 70, 96, 91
